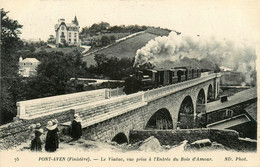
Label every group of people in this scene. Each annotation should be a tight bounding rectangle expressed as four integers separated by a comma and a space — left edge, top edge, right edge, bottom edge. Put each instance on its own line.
29, 114, 82, 152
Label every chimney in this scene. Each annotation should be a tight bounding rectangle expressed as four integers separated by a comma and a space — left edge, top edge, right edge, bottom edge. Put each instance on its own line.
19, 56, 23, 62
58, 18, 65, 24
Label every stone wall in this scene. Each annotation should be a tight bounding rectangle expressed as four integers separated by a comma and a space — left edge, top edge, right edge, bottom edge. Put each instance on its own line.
129, 129, 256, 151
0, 109, 74, 150
73, 92, 145, 128
82, 107, 146, 142
17, 89, 107, 119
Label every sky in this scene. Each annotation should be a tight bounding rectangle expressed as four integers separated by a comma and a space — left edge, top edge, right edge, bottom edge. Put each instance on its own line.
2, 0, 260, 43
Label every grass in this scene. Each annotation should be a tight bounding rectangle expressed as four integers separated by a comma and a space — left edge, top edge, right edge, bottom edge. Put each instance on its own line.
82, 32, 159, 67
82, 32, 131, 40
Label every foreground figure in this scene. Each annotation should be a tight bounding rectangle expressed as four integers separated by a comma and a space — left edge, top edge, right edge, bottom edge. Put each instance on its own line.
45, 120, 59, 152
30, 123, 43, 152
71, 114, 82, 140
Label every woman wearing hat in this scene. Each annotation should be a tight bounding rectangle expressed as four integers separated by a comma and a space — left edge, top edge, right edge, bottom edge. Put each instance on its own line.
45, 120, 59, 152
30, 123, 43, 152
28, 124, 37, 141
71, 114, 82, 140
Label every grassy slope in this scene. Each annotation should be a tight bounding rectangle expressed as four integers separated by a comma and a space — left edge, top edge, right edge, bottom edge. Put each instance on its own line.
82, 32, 131, 40
82, 32, 159, 67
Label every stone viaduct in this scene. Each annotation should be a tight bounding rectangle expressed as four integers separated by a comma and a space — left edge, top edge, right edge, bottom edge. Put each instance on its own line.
0, 73, 221, 148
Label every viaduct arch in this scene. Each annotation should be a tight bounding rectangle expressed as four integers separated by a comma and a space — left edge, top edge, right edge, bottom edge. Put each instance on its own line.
80, 77, 220, 143
145, 108, 173, 130
178, 96, 194, 129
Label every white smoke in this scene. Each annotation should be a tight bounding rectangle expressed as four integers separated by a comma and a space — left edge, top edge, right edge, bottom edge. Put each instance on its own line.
134, 32, 256, 75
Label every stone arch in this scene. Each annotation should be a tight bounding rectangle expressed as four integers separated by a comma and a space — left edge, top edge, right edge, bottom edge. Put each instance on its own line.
177, 96, 194, 129
145, 108, 173, 130
111, 132, 128, 144
196, 88, 206, 114
207, 84, 214, 102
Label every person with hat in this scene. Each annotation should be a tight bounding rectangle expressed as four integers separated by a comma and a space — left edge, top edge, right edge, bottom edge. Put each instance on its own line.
71, 114, 82, 140
30, 123, 43, 152
28, 124, 37, 141
45, 120, 59, 152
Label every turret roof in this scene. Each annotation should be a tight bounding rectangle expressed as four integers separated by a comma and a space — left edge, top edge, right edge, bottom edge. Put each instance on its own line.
73, 16, 79, 25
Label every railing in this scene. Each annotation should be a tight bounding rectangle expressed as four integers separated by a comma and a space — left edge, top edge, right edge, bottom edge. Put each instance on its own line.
144, 73, 220, 101
73, 91, 146, 128
108, 87, 125, 97
17, 88, 124, 119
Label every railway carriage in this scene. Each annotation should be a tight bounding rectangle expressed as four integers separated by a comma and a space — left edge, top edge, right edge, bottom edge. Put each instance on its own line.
169, 68, 178, 84
124, 67, 213, 94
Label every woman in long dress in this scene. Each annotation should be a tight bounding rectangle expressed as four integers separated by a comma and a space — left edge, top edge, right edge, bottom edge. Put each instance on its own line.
31, 123, 43, 152
71, 114, 82, 140
45, 120, 59, 152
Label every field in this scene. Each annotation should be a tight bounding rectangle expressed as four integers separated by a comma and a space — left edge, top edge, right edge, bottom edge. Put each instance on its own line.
82, 32, 159, 67
82, 32, 131, 41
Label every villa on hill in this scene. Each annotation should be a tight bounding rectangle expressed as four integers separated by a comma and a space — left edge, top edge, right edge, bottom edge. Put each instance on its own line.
55, 16, 80, 46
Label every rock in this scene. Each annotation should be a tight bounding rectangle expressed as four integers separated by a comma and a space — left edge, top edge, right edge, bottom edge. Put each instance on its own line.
162, 145, 171, 149
191, 139, 211, 148
110, 141, 118, 146
168, 140, 188, 152
139, 136, 161, 152
211, 142, 228, 150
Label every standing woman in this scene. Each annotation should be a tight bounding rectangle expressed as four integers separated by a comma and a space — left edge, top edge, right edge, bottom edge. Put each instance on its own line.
71, 114, 82, 140
45, 120, 59, 152
31, 123, 43, 152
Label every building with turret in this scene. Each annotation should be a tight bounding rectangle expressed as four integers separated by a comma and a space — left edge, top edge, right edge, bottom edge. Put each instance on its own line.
55, 16, 80, 46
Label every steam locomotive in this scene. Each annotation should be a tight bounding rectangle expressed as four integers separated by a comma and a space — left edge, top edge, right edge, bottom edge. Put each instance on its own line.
124, 67, 212, 94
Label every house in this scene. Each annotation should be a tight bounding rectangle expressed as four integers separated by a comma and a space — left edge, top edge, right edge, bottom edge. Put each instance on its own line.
55, 16, 80, 46
18, 57, 40, 77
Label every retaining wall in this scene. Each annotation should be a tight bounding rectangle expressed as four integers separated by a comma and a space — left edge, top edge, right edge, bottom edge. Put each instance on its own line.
129, 129, 256, 151
0, 109, 74, 150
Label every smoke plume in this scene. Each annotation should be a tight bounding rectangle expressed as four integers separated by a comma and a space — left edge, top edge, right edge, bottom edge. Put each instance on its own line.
134, 32, 256, 76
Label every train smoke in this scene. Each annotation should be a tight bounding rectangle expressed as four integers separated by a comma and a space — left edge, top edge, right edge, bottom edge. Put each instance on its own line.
134, 32, 256, 76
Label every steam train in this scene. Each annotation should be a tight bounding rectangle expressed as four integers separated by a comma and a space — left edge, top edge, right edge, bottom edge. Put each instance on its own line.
124, 67, 212, 94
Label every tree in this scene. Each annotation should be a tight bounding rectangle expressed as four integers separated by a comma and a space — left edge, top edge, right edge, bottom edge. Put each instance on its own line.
90, 54, 134, 80
1, 9, 23, 77
89, 23, 101, 34
110, 35, 116, 42
99, 22, 110, 30
27, 51, 88, 98
101, 35, 110, 46
1, 9, 23, 124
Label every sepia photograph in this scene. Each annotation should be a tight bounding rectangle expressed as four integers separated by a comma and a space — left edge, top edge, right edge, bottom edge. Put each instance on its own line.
0, 0, 259, 167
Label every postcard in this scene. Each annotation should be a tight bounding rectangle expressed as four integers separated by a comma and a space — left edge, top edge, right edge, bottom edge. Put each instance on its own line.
1, 0, 259, 167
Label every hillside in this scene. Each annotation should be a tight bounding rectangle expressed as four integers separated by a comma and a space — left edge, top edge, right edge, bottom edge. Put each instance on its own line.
82, 28, 171, 67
